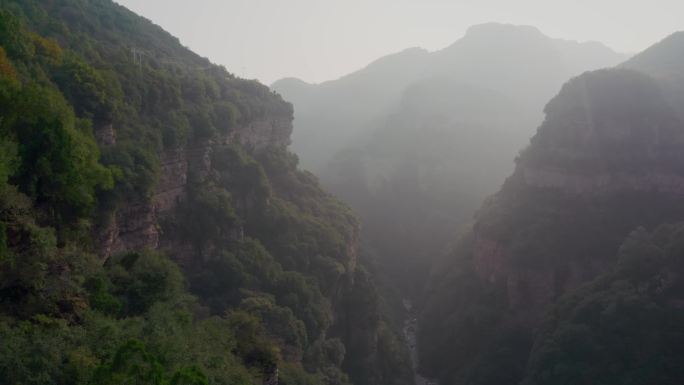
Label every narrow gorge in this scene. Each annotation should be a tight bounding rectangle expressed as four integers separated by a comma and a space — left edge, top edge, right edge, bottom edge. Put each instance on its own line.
2, 1, 684, 385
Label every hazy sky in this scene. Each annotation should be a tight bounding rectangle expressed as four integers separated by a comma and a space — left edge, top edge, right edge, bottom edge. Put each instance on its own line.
116, 0, 684, 85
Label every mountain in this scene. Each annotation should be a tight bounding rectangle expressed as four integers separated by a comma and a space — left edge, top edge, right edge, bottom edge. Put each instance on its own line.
277, 24, 626, 298
622, 31, 684, 121
273, 22, 628, 174
272, 47, 430, 174
0, 1, 411, 384
430, 23, 621, 110
418, 34, 684, 385
621, 31, 684, 79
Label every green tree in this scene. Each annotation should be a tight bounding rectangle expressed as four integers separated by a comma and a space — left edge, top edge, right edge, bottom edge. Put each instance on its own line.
92, 340, 165, 385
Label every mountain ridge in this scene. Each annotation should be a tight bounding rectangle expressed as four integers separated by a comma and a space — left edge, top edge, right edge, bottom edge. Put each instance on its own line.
272, 22, 628, 174
418, 31, 684, 385
273, 22, 625, 89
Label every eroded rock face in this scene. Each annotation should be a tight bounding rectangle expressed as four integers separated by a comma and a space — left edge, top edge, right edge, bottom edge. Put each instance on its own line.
481, 169, 684, 312
100, 203, 159, 257
99, 112, 293, 259
95, 123, 116, 146
473, 233, 550, 313
229, 116, 293, 151
472, 231, 602, 314
154, 148, 189, 213
472, 234, 507, 284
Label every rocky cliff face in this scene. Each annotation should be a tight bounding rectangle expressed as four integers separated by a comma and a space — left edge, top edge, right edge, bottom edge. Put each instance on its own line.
419, 66, 684, 384
470, 68, 684, 313
96, 107, 369, 384
471, 227, 604, 315
98, 113, 293, 258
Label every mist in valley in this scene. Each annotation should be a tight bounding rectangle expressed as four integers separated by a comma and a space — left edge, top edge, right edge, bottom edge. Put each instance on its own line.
3, 1, 684, 385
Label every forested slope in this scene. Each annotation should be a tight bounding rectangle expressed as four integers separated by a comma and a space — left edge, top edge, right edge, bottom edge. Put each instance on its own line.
0, 1, 410, 384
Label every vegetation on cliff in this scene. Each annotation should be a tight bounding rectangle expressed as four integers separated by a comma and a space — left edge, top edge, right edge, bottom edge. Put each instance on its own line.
524, 223, 684, 385
0, 1, 410, 384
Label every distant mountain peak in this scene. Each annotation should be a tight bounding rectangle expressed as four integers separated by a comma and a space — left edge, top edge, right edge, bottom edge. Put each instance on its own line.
324, 46, 429, 83
271, 76, 312, 89
464, 22, 544, 38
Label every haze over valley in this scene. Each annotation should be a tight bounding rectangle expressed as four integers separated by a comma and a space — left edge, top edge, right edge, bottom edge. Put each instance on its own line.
2, 1, 684, 385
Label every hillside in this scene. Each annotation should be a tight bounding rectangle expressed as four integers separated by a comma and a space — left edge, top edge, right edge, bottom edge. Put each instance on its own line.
418, 41, 684, 385
0, 1, 411, 384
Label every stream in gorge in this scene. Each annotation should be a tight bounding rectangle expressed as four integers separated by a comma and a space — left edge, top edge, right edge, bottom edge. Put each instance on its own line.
402, 299, 438, 385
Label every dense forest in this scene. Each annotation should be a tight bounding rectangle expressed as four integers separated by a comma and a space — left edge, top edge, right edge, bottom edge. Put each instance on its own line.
0, 1, 411, 384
